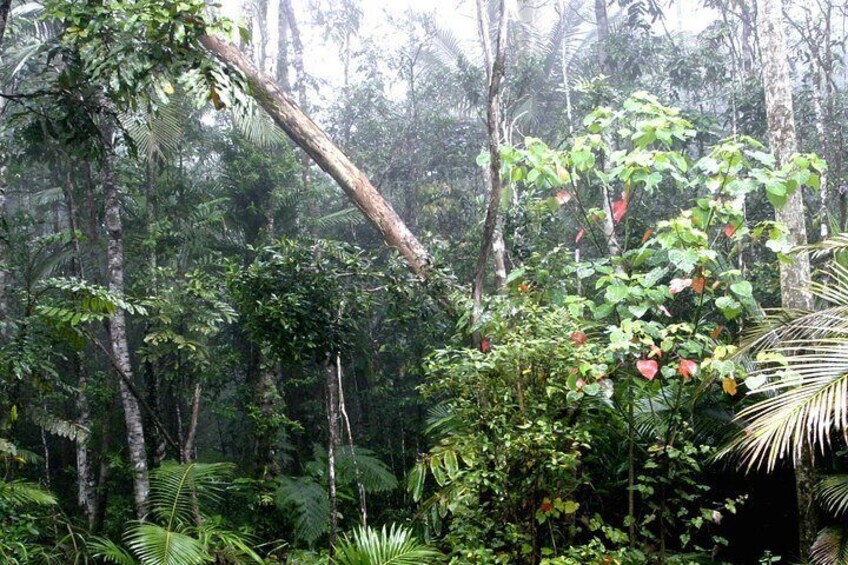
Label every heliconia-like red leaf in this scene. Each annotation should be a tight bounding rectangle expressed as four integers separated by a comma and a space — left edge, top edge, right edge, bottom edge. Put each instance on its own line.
480, 337, 491, 353
678, 359, 697, 379
575, 228, 585, 243
612, 197, 628, 224
637, 359, 659, 381
669, 278, 692, 295
724, 224, 737, 237
570, 331, 588, 346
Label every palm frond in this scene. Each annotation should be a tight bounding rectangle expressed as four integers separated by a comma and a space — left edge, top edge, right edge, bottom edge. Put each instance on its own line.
88, 536, 138, 565
0, 479, 57, 507
125, 523, 211, 565
811, 526, 848, 565
149, 462, 234, 526
818, 474, 848, 517
332, 524, 441, 565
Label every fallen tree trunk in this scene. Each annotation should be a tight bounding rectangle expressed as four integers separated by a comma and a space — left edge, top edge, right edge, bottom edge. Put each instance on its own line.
198, 34, 432, 276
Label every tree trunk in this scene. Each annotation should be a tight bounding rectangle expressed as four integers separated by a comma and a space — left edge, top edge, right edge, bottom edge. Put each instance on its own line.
181, 383, 201, 463
61, 167, 98, 527
0, 163, 7, 339
755, 0, 818, 558
0, 0, 11, 45
198, 34, 431, 276
471, 0, 508, 329
336, 353, 367, 526
325, 355, 340, 553
101, 123, 150, 518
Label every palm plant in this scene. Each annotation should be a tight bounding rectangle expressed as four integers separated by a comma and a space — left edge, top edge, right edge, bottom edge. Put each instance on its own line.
332, 524, 441, 565
89, 461, 263, 565
721, 252, 848, 471
720, 237, 848, 564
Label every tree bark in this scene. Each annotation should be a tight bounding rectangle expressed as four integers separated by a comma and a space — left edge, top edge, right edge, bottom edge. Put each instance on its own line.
0, 0, 11, 45
755, 0, 818, 558
0, 163, 7, 340
181, 383, 201, 463
471, 0, 508, 328
198, 34, 431, 276
100, 123, 150, 518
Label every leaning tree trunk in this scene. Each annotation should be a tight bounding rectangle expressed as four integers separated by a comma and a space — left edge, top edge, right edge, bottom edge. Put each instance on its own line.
198, 34, 431, 277
755, 0, 818, 558
0, 0, 12, 335
101, 123, 150, 518
471, 0, 508, 332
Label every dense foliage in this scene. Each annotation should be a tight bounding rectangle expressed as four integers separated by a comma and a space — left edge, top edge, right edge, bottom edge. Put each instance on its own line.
2, 0, 848, 564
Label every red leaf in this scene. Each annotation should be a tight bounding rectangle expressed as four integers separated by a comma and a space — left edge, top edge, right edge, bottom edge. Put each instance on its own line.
480, 337, 491, 353
724, 224, 737, 237
575, 228, 585, 243
570, 331, 588, 346
612, 197, 628, 224
637, 359, 659, 381
649, 344, 663, 358
641, 228, 654, 243
678, 359, 698, 379
691, 276, 706, 294
669, 278, 692, 295
575, 378, 586, 389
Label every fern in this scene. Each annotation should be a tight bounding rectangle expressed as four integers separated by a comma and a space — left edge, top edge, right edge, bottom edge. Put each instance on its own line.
276, 476, 330, 545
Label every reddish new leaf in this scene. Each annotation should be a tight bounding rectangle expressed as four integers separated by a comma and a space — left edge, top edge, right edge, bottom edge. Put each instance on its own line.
612, 197, 628, 224
678, 359, 698, 379
641, 228, 654, 243
691, 276, 706, 294
575, 228, 585, 243
570, 331, 588, 346
637, 359, 659, 381
480, 337, 491, 353
724, 224, 737, 238
649, 344, 663, 358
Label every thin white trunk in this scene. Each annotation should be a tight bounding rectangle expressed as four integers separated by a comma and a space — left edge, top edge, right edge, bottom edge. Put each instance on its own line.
101, 124, 150, 518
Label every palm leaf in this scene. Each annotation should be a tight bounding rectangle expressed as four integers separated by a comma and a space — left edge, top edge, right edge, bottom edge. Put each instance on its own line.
818, 474, 848, 517
811, 526, 848, 565
88, 536, 138, 565
332, 524, 441, 565
125, 523, 211, 565
149, 462, 234, 526
0, 479, 57, 507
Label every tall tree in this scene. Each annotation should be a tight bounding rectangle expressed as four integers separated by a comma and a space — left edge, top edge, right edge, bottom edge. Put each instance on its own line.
471, 0, 508, 327
101, 123, 150, 517
755, 0, 818, 557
